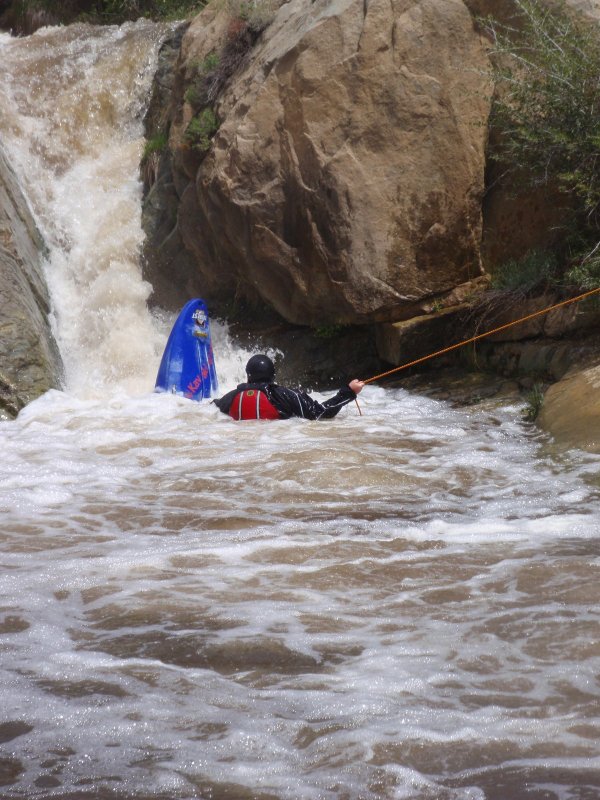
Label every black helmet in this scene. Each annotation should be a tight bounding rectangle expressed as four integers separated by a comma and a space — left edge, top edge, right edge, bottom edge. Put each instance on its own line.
246, 354, 275, 382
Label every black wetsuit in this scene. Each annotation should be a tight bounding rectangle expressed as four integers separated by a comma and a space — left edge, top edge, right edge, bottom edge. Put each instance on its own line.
214, 381, 357, 420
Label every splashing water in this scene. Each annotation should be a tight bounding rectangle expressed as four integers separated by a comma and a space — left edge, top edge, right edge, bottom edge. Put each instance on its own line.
0, 19, 600, 800
0, 22, 177, 397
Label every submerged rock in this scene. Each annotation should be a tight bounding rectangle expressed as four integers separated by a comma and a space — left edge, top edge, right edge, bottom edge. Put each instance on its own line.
0, 146, 62, 419
538, 363, 600, 453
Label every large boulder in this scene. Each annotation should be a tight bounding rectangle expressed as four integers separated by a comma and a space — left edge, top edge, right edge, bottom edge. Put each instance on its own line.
157, 0, 491, 326
0, 146, 62, 419
538, 362, 600, 452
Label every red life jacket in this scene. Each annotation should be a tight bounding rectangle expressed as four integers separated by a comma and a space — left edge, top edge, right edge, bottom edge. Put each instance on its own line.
228, 389, 281, 421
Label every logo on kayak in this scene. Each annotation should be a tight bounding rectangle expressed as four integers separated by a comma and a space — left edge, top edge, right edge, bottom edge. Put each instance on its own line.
192, 307, 209, 338
186, 366, 210, 395
192, 308, 207, 327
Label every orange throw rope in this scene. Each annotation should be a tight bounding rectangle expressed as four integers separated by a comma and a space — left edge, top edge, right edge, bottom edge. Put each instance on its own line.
362, 287, 600, 385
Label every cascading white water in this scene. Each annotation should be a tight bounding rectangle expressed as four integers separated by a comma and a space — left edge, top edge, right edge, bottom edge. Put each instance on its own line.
0, 21, 248, 397
0, 23, 169, 396
1, 19, 600, 800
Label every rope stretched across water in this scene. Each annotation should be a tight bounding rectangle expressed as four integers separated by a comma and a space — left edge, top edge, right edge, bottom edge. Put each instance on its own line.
361, 286, 600, 385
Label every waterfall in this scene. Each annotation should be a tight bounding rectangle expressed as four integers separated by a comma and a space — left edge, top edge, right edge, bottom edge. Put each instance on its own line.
0, 21, 173, 398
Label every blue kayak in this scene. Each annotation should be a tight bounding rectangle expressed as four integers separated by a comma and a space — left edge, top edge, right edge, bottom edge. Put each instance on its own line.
155, 298, 218, 400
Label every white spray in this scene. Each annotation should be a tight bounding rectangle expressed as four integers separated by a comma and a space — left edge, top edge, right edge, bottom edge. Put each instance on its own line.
0, 22, 175, 397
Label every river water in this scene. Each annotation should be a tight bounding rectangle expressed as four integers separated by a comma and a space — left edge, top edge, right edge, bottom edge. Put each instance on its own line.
1, 19, 600, 800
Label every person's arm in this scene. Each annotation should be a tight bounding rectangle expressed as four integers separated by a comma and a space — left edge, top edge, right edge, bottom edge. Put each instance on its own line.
270, 381, 363, 420
213, 389, 237, 415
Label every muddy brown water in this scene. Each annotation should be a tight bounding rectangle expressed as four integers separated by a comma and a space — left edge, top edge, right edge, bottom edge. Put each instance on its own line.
0, 19, 599, 800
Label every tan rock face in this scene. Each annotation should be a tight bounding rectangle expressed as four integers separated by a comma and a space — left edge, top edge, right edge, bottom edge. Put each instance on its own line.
0, 147, 62, 419
539, 364, 600, 453
173, 0, 491, 325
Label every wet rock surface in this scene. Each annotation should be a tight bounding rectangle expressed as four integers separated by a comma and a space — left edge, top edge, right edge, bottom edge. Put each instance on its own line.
392, 365, 522, 408
147, 0, 491, 325
0, 146, 62, 420
538, 358, 600, 453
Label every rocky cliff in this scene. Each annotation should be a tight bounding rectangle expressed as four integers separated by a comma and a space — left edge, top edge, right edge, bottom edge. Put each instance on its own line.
0, 146, 63, 419
139, 0, 600, 449
143, 0, 492, 327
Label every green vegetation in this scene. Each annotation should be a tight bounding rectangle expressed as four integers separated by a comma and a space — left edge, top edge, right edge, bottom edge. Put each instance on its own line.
142, 131, 168, 161
196, 52, 220, 73
563, 248, 600, 290
184, 107, 219, 153
522, 382, 545, 422
490, 249, 559, 292
184, 53, 220, 109
313, 324, 348, 340
93, 0, 208, 22
482, 0, 600, 289
4, 0, 208, 26
4, 0, 278, 26
141, 0, 207, 19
